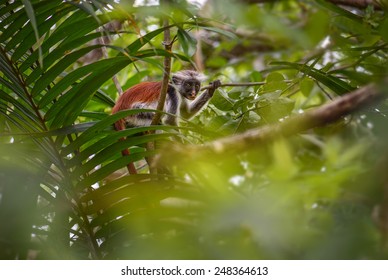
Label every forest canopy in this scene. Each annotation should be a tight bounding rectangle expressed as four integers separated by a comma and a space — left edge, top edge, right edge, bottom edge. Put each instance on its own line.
0, 0, 387, 259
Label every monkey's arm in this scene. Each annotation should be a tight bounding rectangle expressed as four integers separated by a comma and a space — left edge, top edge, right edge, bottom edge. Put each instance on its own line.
181, 80, 221, 119
164, 85, 179, 125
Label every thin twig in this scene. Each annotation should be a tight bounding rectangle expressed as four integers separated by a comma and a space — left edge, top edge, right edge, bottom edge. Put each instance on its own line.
200, 80, 292, 91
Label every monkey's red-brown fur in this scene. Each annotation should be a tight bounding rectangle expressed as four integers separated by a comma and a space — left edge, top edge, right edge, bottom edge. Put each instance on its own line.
112, 82, 162, 114
112, 82, 166, 175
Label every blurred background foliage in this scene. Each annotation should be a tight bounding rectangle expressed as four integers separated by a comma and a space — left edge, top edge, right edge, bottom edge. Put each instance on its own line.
0, 0, 387, 259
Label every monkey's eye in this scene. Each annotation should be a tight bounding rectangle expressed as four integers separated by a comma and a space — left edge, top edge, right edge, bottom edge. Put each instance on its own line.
195, 85, 200, 91
185, 83, 191, 89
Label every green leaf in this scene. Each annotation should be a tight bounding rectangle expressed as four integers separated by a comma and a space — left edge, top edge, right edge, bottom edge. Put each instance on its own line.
300, 77, 315, 97
0, 2, 21, 30
201, 26, 239, 40
75, 149, 157, 190
48, 58, 132, 128
65, 127, 153, 165
304, 10, 330, 46
266, 72, 285, 83
72, 133, 173, 177
61, 110, 167, 154
177, 28, 197, 57
93, 89, 116, 107
211, 88, 235, 111
270, 61, 354, 95
135, 48, 190, 62
256, 96, 295, 123
13, 2, 73, 64
0, 90, 39, 123
31, 45, 104, 96
332, 16, 373, 37
21, 0, 42, 64
268, 139, 298, 180
19, 9, 89, 72
40, 56, 129, 116
25, 32, 102, 83
315, 0, 363, 23
122, 24, 175, 55
250, 70, 263, 82
262, 72, 288, 92
0, 8, 28, 45
379, 17, 388, 42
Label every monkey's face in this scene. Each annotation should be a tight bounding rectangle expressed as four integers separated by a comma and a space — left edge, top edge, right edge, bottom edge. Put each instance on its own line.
180, 79, 201, 100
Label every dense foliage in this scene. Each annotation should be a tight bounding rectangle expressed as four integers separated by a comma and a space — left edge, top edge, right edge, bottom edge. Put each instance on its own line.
0, 0, 387, 259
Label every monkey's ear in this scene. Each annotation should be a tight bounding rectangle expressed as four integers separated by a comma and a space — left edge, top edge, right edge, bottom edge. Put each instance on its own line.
195, 72, 207, 82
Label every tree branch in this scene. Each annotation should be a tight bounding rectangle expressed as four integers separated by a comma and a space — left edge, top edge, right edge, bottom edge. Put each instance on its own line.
156, 80, 386, 164
151, 21, 172, 125
147, 1, 172, 174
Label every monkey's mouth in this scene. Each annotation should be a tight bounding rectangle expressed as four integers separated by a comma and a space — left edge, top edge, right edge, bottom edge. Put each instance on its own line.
187, 96, 196, 100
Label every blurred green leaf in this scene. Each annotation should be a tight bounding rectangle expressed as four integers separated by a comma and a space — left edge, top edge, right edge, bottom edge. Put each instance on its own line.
262, 72, 288, 92
315, 0, 363, 23
255, 94, 295, 123
177, 28, 197, 57
304, 10, 330, 46
300, 77, 315, 97
211, 88, 235, 111
271, 61, 354, 94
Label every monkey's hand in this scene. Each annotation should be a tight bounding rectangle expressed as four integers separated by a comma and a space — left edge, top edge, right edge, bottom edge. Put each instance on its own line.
208, 79, 221, 96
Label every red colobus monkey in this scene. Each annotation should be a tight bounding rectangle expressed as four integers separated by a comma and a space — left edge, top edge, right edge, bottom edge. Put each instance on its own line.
112, 70, 221, 174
